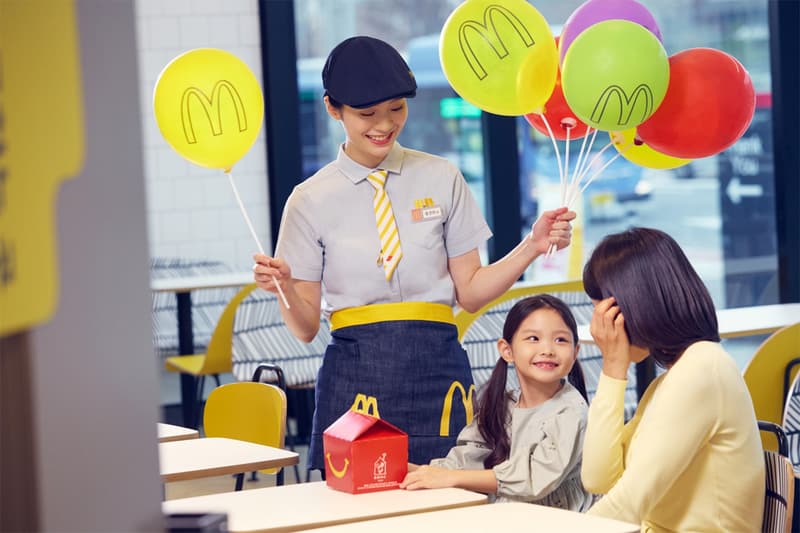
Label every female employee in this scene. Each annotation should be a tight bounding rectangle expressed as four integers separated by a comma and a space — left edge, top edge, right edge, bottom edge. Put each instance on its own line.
253, 36, 576, 472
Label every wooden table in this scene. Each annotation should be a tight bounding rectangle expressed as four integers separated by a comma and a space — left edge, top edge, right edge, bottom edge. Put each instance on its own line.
157, 422, 199, 443
307, 501, 639, 533
162, 481, 488, 532
159, 437, 298, 483
578, 302, 800, 343
151, 272, 254, 426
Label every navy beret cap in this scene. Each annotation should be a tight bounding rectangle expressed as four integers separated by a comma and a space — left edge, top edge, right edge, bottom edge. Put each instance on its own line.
322, 36, 417, 108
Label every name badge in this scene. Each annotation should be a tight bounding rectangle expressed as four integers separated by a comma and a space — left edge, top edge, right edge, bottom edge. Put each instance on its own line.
412, 205, 443, 222
411, 198, 443, 222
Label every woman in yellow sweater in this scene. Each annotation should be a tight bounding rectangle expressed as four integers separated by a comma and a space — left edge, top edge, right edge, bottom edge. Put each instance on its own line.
581, 227, 765, 532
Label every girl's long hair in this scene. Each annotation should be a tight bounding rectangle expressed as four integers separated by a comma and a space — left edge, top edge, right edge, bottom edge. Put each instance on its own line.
477, 294, 587, 469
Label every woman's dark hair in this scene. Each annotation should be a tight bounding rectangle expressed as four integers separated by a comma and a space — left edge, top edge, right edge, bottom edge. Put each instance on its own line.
583, 227, 719, 368
478, 294, 587, 469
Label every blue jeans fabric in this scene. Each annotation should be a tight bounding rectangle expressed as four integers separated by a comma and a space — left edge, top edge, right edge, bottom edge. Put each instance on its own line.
308, 320, 474, 470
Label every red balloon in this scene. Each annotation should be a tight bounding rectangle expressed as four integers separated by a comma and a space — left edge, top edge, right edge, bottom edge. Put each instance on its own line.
525, 36, 588, 141
525, 73, 589, 140
637, 48, 755, 159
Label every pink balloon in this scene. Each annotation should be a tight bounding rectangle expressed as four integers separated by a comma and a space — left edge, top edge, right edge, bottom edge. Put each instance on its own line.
560, 0, 662, 65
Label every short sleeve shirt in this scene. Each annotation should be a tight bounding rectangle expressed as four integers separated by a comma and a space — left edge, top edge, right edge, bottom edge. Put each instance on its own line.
275, 143, 492, 315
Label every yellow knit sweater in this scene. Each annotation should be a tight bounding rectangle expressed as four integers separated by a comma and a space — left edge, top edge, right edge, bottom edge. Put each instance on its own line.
583, 341, 764, 532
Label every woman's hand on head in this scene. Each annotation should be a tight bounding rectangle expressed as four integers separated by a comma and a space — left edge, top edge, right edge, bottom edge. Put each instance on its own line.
530, 207, 577, 254
252, 253, 291, 295
399, 465, 454, 490
591, 297, 633, 380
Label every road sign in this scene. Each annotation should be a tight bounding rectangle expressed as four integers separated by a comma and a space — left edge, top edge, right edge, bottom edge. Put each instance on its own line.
717, 100, 777, 306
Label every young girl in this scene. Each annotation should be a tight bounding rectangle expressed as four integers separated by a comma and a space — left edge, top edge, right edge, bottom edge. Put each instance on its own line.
401, 295, 594, 512
582, 227, 764, 531
253, 36, 576, 473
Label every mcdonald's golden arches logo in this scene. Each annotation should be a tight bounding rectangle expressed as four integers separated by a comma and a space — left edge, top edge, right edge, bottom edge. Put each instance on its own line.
590, 84, 655, 129
180, 80, 248, 144
440, 381, 475, 437
457, 3, 534, 81
351, 393, 380, 418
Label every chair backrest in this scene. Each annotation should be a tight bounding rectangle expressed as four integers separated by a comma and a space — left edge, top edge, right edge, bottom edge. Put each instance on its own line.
781, 369, 800, 471
200, 283, 259, 375
203, 381, 287, 474
230, 289, 329, 388
759, 421, 795, 533
150, 258, 237, 358
455, 280, 589, 338
743, 322, 800, 447
454, 280, 639, 419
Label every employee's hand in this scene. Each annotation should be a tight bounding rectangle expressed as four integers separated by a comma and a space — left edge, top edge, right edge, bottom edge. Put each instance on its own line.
529, 207, 576, 254
400, 464, 455, 490
253, 253, 291, 295
590, 297, 632, 380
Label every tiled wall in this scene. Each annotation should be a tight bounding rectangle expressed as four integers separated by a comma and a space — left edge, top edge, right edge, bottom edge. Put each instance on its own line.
135, 0, 272, 271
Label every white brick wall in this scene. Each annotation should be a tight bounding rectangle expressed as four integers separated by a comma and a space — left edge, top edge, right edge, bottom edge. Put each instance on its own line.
135, 0, 271, 271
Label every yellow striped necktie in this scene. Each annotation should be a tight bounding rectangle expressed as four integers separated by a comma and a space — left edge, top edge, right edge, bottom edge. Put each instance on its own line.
367, 169, 402, 280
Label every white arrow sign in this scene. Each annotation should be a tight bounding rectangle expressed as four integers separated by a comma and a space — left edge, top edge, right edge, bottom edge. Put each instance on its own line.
726, 177, 763, 204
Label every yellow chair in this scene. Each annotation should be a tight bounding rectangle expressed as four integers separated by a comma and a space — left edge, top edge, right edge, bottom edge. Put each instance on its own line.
229, 288, 329, 455
743, 323, 800, 450
203, 379, 288, 489
783, 370, 800, 471
454, 280, 640, 420
165, 283, 258, 428
759, 421, 795, 533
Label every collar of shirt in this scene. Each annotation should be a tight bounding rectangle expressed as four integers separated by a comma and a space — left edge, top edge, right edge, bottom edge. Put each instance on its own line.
334, 142, 405, 184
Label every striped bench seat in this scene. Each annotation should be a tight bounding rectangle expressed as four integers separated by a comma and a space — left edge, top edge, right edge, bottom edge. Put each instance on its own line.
231, 289, 328, 388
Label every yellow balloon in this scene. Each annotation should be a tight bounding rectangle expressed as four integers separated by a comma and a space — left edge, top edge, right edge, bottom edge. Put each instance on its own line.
439, 0, 557, 116
610, 129, 692, 170
153, 48, 264, 172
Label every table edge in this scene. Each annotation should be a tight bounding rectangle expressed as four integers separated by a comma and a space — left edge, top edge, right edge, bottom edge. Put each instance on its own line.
161, 455, 299, 483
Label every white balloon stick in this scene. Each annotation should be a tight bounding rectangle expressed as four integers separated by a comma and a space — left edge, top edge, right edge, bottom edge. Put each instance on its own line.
225, 171, 290, 309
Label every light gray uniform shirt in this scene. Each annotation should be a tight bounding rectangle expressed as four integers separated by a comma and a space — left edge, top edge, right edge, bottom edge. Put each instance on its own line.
430, 382, 594, 511
275, 143, 492, 316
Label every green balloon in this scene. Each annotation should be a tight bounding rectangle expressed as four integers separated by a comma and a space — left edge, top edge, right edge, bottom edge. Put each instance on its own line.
562, 20, 669, 131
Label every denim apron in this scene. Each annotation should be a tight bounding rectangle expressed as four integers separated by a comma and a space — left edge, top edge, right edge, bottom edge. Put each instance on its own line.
308, 317, 474, 470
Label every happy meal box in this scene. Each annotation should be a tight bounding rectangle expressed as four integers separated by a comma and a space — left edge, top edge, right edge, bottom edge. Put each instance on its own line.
323, 408, 408, 494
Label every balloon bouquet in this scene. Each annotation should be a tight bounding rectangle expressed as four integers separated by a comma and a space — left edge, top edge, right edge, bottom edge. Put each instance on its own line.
440, 0, 755, 256
152, 48, 289, 308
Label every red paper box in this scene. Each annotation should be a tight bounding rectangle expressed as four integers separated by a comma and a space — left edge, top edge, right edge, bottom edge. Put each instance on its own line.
323, 410, 408, 494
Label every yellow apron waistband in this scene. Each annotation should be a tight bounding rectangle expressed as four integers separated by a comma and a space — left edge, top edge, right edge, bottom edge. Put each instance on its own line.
330, 302, 455, 331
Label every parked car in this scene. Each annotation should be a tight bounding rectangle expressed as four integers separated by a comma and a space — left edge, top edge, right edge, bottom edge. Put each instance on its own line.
519, 128, 653, 223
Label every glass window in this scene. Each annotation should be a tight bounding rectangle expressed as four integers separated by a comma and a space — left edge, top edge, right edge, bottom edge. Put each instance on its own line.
293, 0, 777, 318
293, 0, 487, 229
518, 0, 776, 316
